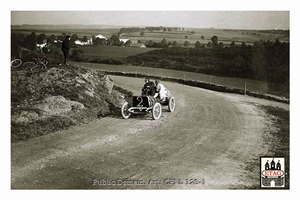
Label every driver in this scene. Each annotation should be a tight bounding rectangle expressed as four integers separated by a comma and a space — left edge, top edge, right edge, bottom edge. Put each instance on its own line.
154, 80, 170, 102
142, 78, 156, 96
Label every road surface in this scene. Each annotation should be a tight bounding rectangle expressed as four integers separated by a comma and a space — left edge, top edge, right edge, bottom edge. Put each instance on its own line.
11, 76, 288, 189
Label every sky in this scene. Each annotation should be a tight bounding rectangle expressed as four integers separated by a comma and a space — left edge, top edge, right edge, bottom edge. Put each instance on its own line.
11, 11, 289, 30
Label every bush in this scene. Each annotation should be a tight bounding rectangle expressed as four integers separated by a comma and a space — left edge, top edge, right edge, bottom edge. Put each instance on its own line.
71, 49, 88, 62
90, 58, 124, 65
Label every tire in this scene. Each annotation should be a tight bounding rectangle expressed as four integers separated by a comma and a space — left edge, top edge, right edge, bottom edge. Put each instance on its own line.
152, 102, 162, 120
168, 96, 175, 112
121, 102, 131, 119
22, 62, 35, 70
11, 59, 22, 69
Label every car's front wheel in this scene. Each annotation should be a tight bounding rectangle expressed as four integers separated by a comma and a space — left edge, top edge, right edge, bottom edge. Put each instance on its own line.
121, 102, 131, 119
152, 102, 162, 120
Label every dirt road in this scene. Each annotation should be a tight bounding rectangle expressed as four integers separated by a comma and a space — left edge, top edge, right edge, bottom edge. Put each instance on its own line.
11, 76, 288, 189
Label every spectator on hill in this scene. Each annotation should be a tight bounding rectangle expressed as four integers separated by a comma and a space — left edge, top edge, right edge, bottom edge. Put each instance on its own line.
61, 35, 71, 66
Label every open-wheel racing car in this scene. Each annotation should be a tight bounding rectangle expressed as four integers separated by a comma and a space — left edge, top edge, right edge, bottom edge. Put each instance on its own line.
121, 83, 175, 120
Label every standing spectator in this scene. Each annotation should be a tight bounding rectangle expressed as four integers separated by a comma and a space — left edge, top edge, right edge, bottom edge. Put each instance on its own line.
61, 35, 71, 65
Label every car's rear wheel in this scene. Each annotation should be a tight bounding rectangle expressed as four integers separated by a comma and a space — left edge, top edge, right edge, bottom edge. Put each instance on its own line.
168, 96, 175, 112
152, 102, 162, 120
121, 102, 131, 119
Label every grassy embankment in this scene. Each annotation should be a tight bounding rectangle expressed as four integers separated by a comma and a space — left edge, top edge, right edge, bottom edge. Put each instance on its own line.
11, 58, 132, 143
236, 105, 290, 189
262, 105, 289, 189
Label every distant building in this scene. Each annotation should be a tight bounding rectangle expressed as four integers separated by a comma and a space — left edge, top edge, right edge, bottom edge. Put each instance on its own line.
75, 40, 84, 45
75, 37, 93, 45
128, 43, 146, 48
95, 34, 107, 40
120, 39, 129, 44
37, 43, 47, 48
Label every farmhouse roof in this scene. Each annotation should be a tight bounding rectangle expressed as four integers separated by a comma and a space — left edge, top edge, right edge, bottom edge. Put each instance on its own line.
120, 38, 129, 43
75, 40, 83, 45
96, 34, 107, 39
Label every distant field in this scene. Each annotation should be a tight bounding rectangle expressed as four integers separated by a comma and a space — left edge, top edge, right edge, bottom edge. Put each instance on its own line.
11, 25, 289, 98
76, 45, 156, 59
75, 62, 289, 98
11, 25, 289, 47
11, 27, 120, 38
120, 28, 289, 46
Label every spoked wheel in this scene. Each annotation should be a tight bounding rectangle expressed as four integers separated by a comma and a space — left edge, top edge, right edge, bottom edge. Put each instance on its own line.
168, 96, 175, 112
121, 102, 131, 119
11, 59, 22, 69
152, 102, 162, 120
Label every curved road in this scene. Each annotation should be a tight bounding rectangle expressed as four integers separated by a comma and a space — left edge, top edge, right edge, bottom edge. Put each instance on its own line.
11, 76, 288, 189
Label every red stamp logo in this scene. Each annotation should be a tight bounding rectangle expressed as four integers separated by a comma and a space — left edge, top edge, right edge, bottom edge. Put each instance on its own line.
260, 157, 285, 187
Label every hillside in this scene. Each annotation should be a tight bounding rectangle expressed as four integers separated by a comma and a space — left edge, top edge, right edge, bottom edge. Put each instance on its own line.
11, 62, 132, 142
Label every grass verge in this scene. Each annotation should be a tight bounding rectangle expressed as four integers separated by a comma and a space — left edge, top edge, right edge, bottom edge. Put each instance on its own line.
237, 105, 289, 189
261, 105, 290, 189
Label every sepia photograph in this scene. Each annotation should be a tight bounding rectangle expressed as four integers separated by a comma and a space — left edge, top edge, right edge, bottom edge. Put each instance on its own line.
3, 0, 299, 199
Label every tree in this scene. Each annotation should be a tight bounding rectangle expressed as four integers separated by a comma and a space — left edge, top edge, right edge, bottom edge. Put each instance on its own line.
230, 41, 236, 48
241, 42, 247, 48
49, 34, 56, 44
37, 33, 47, 44
57, 34, 65, 41
147, 40, 154, 47
185, 35, 188, 39
274, 38, 281, 47
163, 27, 167, 32
172, 41, 178, 47
125, 40, 132, 47
137, 40, 142, 43
183, 41, 189, 47
107, 39, 114, 46
110, 34, 120, 45
252, 43, 267, 80
82, 36, 88, 42
94, 38, 106, 45
201, 35, 205, 39
161, 38, 167, 46
218, 42, 224, 48
140, 31, 145, 36
207, 41, 213, 48
195, 41, 201, 48
211, 35, 219, 47
70, 34, 78, 44
11, 33, 23, 57
24, 32, 37, 51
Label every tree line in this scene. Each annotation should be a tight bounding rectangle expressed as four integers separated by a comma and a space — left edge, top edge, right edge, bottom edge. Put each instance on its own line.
11, 31, 289, 86
126, 38, 289, 87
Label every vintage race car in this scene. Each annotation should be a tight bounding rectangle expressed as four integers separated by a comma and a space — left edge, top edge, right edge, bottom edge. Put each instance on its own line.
121, 94, 175, 120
